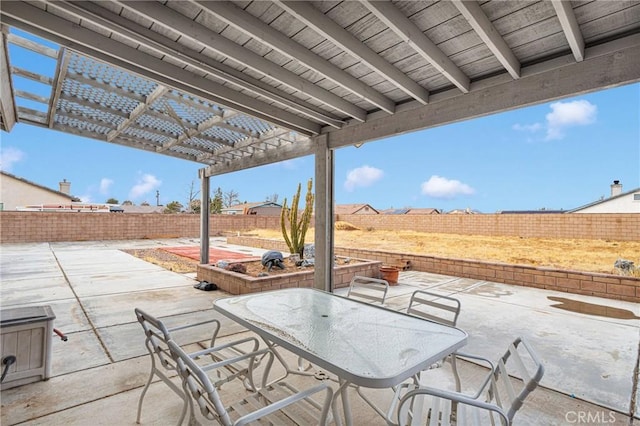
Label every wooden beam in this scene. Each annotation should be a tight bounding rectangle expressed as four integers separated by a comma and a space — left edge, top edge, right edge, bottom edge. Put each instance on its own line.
452, 0, 521, 79
6, 32, 57, 58
107, 85, 169, 142
58, 0, 345, 128
0, 1, 321, 135
116, 0, 367, 122
363, 0, 470, 93
48, 48, 70, 128
0, 28, 17, 131
551, 0, 584, 62
326, 35, 640, 148
194, 0, 396, 114
277, 0, 429, 104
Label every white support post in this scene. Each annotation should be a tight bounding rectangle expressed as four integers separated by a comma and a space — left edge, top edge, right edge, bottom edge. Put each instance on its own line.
314, 134, 334, 292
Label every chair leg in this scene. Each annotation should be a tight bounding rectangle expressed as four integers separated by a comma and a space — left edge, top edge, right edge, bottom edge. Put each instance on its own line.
136, 369, 155, 423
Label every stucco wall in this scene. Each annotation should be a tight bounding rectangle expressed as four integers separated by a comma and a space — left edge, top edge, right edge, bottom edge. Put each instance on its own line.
574, 192, 640, 213
0, 175, 73, 211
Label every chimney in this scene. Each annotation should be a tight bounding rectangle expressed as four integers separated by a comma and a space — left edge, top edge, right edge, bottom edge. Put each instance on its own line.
59, 179, 71, 195
610, 180, 622, 197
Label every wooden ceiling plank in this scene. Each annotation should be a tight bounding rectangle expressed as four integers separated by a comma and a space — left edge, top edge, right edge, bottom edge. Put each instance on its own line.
0, 2, 320, 135
116, 0, 366, 122
452, 0, 521, 79
58, 1, 344, 128
277, 0, 430, 104
363, 0, 470, 93
193, 0, 396, 114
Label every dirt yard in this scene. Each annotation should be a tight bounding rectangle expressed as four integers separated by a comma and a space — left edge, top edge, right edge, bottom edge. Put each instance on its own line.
125, 224, 640, 276
246, 225, 640, 275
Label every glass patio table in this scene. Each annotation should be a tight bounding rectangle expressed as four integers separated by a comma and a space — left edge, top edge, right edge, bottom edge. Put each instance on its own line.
213, 287, 468, 425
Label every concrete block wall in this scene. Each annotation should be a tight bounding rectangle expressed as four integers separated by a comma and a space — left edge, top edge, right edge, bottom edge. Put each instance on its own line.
338, 213, 640, 241
228, 236, 640, 303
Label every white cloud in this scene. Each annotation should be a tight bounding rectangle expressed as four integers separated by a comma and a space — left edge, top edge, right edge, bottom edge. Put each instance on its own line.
344, 165, 383, 192
421, 175, 475, 199
545, 100, 597, 140
512, 123, 542, 133
0, 147, 25, 172
99, 178, 114, 195
129, 174, 161, 200
512, 99, 597, 141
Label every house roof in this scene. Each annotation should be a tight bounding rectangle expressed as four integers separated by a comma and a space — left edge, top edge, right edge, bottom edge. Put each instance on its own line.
406, 208, 440, 215
334, 204, 379, 215
567, 187, 640, 213
223, 202, 282, 211
0, 171, 79, 201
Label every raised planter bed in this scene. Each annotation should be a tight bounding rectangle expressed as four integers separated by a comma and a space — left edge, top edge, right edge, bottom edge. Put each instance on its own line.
197, 257, 382, 295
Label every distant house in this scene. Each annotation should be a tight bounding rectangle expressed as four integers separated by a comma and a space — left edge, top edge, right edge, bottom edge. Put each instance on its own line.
448, 208, 482, 214
381, 207, 440, 214
221, 202, 282, 216
568, 181, 640, 213
334, 204, 379, 215
0, 171, 79, 211
498, 209, 565, 214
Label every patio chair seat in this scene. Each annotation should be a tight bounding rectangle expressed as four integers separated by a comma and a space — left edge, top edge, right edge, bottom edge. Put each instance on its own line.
134, 308, 263, 425
168, 339, 334, 426
389, 336, 545, 426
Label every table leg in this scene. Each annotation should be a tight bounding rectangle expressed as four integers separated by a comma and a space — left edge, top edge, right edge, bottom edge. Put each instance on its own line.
338, 378, 352, 426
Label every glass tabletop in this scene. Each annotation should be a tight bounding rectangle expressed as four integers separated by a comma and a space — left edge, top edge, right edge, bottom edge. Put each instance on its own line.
214, 288, 468, 388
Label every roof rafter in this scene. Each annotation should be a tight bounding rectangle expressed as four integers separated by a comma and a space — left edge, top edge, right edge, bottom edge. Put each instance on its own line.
0, 28, 17, 132
551, 0, 585, 62
363, 0, 470, 93
0, 1, 320, 136
56, 1, 344, 129
115, 0, 367, 122
451, 0, 521, 79
276, 0, 429, 104
107, 84, 169, 142
193, 0, 396, 114
47, 48, 69, 128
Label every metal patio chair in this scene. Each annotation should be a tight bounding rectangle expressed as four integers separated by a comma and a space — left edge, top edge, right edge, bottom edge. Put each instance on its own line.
134, 308, 264, 425
389, 336, 545, 426
167, 339, 334, 426
346, 275, 390, 305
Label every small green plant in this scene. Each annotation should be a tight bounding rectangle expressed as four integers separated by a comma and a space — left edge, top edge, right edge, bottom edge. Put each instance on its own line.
280, 179, 314, 258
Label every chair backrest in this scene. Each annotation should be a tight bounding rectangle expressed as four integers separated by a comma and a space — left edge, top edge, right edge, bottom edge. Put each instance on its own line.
347, 275, 389, 305
406, 290, 461, 326
168, 339, 235, 426
134, 308, 221, 373
483, 336, 545, 422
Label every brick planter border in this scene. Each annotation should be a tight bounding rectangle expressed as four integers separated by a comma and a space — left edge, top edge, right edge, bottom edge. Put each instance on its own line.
227, 236, 639, 303
196, 257, 381, 295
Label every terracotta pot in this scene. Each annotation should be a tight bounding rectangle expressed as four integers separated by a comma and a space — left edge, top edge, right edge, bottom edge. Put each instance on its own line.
379, 266, 400, 285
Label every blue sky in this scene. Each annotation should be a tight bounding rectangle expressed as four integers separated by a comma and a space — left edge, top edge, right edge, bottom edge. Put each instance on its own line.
1, 30, 639, 213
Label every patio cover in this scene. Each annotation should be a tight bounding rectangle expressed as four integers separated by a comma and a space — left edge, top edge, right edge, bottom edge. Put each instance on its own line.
1, 0, 639, 290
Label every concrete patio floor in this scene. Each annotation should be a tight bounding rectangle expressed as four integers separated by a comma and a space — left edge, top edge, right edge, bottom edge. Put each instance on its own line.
0, 238, 638, 425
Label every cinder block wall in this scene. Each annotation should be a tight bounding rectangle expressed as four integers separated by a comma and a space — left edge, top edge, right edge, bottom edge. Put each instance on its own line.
228, 236, 640, 303
337, 213, 640, 241
0, 212, 281, 243
2, 212, 638, 243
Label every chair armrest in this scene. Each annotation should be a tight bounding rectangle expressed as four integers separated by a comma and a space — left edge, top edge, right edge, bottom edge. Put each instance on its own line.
189, 336, 260, 359
233, 382, 334, 426
398, 386, 509, 425
450, 351, 495, 399
167, 318, 221, 347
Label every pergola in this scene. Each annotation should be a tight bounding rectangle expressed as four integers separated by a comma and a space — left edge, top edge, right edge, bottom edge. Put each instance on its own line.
1, 1, 639, 291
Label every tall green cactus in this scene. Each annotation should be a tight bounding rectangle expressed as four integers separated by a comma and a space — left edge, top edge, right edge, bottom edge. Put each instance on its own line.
280, 178, 314, 258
